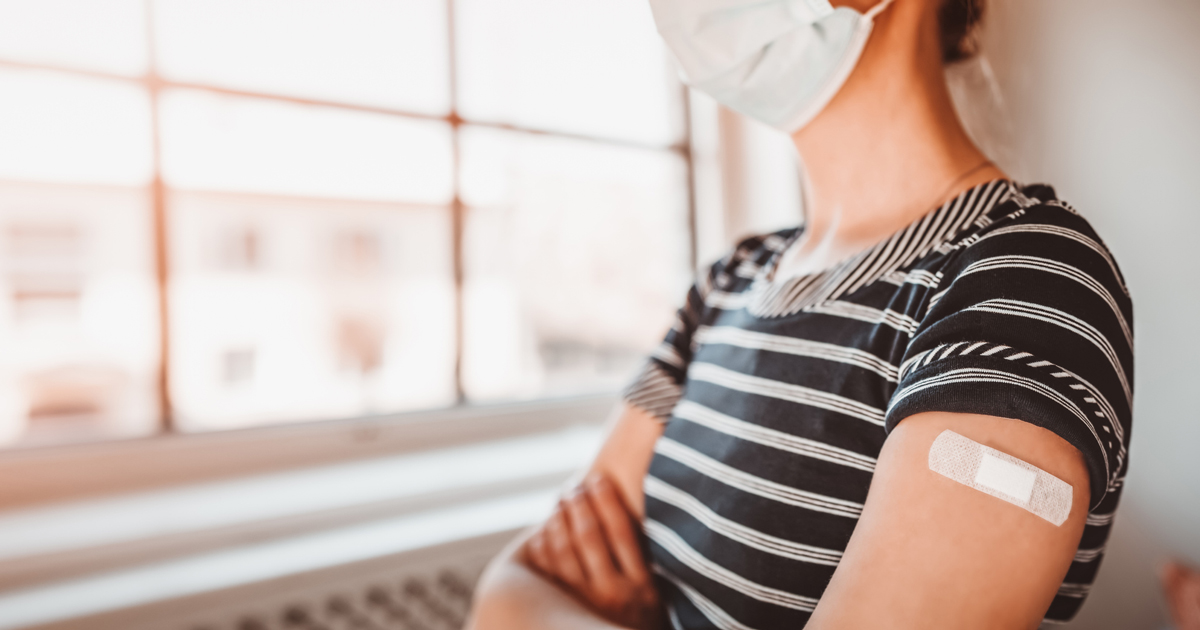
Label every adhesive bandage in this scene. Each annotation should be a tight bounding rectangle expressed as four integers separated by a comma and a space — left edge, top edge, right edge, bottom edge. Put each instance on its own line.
928, 430, 1072, 526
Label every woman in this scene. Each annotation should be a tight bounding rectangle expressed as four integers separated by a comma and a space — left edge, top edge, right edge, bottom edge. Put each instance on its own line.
469, 0, 1132, 628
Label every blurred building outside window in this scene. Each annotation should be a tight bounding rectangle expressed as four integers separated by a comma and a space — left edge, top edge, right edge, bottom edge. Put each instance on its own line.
0, 0, 707, 447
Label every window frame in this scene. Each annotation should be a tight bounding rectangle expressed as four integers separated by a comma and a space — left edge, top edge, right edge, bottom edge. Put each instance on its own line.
0, 0, 699, 455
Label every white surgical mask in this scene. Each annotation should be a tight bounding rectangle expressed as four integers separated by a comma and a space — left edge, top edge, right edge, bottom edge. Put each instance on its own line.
650, 0, 897, 132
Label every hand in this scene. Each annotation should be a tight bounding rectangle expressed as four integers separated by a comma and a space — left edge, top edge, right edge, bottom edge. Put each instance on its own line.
522, 475, 664, 630
1163, 561, 1200, 630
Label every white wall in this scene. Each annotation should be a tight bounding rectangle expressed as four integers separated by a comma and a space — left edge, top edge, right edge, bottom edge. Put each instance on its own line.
982, 1, 1200, 627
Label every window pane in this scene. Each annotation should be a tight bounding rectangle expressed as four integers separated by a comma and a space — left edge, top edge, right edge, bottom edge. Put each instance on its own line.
169, 192, 456, 431
456, 0, 683, 146
0, 182, 159, 448
159, 89, 454, 203
0, 0, 148, 76
461, 127, 691, 401
0, 68, 153, 186
153, 0, 450, 114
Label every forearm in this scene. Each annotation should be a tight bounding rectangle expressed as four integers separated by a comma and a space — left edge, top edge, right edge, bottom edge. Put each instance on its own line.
467, 404, 664, 630
466, 542, 628, 630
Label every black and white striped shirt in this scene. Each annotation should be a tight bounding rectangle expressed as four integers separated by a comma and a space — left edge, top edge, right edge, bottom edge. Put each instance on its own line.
624, 180, 1132, 628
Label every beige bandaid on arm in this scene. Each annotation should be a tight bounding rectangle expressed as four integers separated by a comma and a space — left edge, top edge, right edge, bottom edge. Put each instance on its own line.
929, 430, 1073, 526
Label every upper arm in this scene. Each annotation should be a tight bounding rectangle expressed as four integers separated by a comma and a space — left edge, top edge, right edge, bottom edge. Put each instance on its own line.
808, 411, 1090, 630
810, 203, 1131, 627
598, 238, 761, 513
585, 402, 666, 519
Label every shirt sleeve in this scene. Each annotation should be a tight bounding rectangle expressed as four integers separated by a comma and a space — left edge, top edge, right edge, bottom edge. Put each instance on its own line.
622, 234, 769, 420
884, 204, 1133, 510
620, 288, 702, 420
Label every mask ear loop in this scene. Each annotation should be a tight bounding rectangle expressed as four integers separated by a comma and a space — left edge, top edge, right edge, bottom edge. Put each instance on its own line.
865, 0, 898, 20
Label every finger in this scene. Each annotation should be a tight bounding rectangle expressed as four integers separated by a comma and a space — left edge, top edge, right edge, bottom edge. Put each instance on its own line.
586, 476, 651, 583
524, 529, 555, 577
545, 507, 587, 588
564, 490, 621, 595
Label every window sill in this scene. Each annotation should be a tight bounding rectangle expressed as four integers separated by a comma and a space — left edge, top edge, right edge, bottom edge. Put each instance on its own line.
0, 394, 616, 511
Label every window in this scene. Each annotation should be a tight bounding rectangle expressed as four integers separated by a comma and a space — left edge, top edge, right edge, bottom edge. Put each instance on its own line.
0, 0, 699, 446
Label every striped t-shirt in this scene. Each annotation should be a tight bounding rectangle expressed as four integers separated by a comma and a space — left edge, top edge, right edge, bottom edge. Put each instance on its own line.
623, 180, 1133, 628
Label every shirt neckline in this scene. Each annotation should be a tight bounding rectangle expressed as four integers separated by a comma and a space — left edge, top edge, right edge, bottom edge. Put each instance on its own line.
742, 179, 1016, 319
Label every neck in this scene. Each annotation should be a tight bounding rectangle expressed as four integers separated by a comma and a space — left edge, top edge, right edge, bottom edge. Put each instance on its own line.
788, 1, 1003, 267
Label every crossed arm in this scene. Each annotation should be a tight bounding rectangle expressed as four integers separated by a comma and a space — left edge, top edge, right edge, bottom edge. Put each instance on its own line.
467, 403, 1090, 630
465, 404, 664, 630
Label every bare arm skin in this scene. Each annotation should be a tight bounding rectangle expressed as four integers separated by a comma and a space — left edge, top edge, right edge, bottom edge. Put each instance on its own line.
465, 403, 665, 630
806, 411, 1091, 630
524, 475, 664, 629
1162, 561, 1200, 630
470, 407, 1090, 630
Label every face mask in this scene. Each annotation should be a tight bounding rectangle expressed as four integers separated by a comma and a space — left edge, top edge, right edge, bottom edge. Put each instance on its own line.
650, 0, 897, 132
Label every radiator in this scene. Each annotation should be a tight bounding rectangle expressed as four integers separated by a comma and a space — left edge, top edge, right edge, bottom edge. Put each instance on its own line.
31, 530, 516, 630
